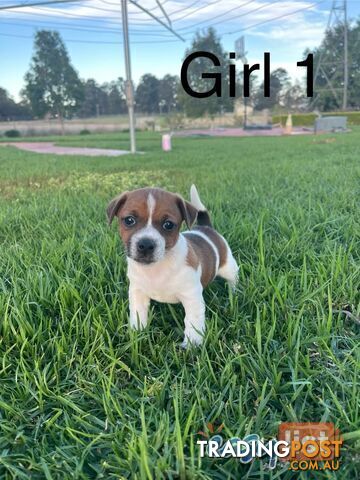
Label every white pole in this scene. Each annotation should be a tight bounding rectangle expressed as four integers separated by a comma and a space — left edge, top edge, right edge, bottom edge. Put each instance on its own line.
121, 0, 136, 154
343, 0, 348, 110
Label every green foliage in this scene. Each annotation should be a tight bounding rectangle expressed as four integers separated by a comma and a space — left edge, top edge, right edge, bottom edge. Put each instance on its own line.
313, 20, 360, 111
0, 131, 359, 478
135, 74, 180, 114
273, 113, 317, 126
79, 129, 91, 135
159, 74, 180, 113
0, 88, 31, 121
135, 73, 160, 114
77, 78, 127, 118
22, 30, 84, 119
178, 28, 234, 117
4, 129, 21, 138
76, 79, 107, 118
254, 68, 291, 111
105, 78, 127, 116
273, 111, 360, 126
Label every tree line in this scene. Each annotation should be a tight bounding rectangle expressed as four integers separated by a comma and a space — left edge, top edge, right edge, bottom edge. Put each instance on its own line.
1, 21, 359, 122
0, 30, 181, 122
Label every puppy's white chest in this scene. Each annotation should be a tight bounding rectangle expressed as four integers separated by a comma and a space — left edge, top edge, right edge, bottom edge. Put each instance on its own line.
127, 261, 181, 303
139, 270, 180, 303
126, 234, 202, 304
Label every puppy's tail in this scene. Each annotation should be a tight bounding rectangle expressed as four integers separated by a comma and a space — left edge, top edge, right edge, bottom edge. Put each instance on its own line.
190, 184, 212, 227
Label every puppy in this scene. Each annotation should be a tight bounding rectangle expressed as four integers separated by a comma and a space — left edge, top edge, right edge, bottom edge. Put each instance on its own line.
107, 185, 238, 347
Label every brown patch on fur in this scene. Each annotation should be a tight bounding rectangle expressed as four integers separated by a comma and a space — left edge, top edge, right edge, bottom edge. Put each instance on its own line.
183, 232, 217, 287
107, 192, 128, 225
177, 197, 198, 229
194, 226, 228, 267
185, 240, 200, 270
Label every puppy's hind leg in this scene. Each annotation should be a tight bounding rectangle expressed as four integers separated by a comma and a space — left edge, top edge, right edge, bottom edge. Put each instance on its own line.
217, 246, 239, 290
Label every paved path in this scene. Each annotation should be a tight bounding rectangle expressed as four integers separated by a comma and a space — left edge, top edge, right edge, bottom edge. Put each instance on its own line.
1, 142, 130, 156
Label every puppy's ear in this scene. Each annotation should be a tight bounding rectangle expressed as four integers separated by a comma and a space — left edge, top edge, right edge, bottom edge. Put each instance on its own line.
177, 196, 198, 229
106, 192, 128, 225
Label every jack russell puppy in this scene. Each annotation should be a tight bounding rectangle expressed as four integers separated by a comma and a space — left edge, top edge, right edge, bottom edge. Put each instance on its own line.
107, 185, 238, 347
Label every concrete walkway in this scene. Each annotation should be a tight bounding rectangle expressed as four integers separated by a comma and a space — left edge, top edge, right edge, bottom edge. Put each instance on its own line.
1, 142, 130, 156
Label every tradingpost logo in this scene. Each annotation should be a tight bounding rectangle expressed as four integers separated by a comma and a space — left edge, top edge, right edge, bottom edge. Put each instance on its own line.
197, 422, 343, 471
279, 422, 342, 472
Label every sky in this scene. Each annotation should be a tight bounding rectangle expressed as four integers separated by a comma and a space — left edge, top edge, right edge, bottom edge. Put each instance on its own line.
0, 0, 359, 100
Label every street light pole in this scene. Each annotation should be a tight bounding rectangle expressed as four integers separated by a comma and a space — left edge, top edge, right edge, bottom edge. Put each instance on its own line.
343, 0, 348, 110
121, 0, 136, 154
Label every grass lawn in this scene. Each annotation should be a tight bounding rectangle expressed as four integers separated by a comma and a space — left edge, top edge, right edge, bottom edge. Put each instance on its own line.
0, 130, 359, 479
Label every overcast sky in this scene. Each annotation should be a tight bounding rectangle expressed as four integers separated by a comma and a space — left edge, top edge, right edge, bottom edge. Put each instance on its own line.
1, 0, 359, 100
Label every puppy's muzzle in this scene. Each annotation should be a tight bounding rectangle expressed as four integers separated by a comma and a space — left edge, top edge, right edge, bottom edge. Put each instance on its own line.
135, 237, 156, 263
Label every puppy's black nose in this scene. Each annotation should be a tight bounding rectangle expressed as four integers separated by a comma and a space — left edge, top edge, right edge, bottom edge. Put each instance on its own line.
137, 238, 155, 254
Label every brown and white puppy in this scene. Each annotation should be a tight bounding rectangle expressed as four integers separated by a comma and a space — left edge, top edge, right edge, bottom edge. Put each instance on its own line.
107, 185, 238, 347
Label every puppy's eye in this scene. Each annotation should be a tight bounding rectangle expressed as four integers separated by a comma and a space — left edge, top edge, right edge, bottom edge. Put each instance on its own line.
123, 216, 136, 227
163, 220, 175, 231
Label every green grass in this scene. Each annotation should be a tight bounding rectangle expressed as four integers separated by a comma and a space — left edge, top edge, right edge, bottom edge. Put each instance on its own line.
0, 131, 359, 479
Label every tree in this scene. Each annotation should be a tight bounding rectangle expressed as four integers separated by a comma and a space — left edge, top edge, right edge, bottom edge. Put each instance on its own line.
282, 81, 307, 111
253, 68, 291, 111
236, 71, 258, 108
103, 78, 127, 115
135, 74, 160, 114
23, 30, 84, 130
159, 75, 179, 113
178, 28, 234, 117
311, 20, 360, 111
0, 88, 32, 121
76, 78, 126, 118
77, 79, 108, 118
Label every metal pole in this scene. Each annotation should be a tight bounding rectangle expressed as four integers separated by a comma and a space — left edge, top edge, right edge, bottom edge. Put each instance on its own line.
243, 97, 247, 129
0, 0, 81, 10
241, 57, 247, 129
342, 0, 348, 110
155, 0, 172, 27
121, 0, 136, 154
129, 0, 185, 41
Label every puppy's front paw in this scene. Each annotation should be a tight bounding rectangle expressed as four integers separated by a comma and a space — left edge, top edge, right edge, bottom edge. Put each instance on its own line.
129, 317, 147, 330
181, 332, 203, 349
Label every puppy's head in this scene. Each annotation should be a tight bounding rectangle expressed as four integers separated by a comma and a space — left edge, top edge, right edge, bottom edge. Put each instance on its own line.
107, 187, 197, 264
